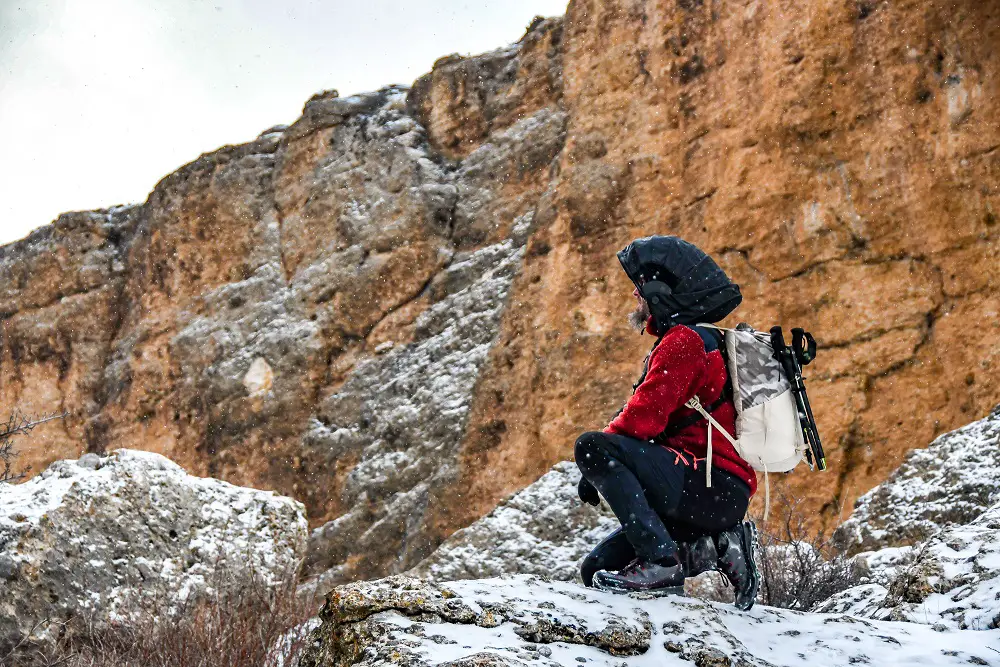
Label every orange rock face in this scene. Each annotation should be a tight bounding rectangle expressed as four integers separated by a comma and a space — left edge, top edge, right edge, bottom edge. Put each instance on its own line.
1, 3, 998, 579
444, 0, 1000, 535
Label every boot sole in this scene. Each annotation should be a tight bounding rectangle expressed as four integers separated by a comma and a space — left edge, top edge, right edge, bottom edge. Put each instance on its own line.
735, 520, 761, 611
593, 581, 686, 597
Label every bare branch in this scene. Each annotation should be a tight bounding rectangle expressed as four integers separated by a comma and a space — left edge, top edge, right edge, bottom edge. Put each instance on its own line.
0, 410, 67, 484
755, 491, 864, 610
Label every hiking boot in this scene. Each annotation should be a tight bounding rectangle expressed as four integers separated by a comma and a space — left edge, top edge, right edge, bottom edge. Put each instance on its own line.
715, 520, 761, 611
677, 535, 719, 578
592, 558, 685, 596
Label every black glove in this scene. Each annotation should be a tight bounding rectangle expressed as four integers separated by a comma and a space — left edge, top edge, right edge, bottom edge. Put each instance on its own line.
578, 477, 600, 506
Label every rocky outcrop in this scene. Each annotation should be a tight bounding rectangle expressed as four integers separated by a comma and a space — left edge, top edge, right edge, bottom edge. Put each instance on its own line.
835, 403, 1000, 552
0, 449, 307, 655
3, 1, 1000, 582
297, 574, 999, 666
821, 498, 1000, 631
0, 77, 565, 584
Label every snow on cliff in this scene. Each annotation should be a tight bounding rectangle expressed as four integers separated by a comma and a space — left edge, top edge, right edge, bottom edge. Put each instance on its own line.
410, 461, 618, 583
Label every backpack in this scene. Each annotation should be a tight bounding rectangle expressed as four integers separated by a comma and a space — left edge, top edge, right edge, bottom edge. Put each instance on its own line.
687, 323, 823, 520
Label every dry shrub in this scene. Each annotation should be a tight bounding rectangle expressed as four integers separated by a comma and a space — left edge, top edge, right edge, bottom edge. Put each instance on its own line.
756, 494, 865, 611
34, 567, 320, 667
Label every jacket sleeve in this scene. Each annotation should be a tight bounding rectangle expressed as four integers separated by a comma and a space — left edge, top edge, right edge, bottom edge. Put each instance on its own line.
604, 327, 707, 440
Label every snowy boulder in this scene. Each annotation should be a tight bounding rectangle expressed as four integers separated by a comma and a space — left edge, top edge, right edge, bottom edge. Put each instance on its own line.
820, 499, 1000, 630
835, 404, 1000, 553
409, 461, 618, 583
0, 449, 307, 653
298, 574, 1000, 666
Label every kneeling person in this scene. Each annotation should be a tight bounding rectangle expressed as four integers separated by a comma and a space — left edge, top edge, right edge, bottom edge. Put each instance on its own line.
575, 235, 760, 610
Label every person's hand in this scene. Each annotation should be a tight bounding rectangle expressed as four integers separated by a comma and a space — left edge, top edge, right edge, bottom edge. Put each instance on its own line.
578, 477, 600, 506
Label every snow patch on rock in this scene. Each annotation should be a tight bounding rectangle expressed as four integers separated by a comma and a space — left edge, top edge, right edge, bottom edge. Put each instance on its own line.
836, 404, 1000, 552
821, 500, 1000, 630
411, 461, 618, 583
298, 574, 1000, 667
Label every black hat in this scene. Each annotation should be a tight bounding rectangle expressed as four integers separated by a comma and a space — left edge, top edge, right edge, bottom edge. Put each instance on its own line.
617, 235, 742, 333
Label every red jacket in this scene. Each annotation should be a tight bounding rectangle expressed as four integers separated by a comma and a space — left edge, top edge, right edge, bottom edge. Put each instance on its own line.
605, 322, 758, 496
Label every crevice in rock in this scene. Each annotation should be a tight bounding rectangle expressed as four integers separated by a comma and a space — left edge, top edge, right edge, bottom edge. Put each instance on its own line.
686, 187, 717, 207
272, 198, 293, 286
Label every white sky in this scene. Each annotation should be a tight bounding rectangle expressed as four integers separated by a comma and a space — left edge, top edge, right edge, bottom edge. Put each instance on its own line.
0, 0, 568, 245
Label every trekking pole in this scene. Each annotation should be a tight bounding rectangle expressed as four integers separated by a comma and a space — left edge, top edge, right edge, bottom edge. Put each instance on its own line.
769, 327, 827, 471
790, 328, 826, 471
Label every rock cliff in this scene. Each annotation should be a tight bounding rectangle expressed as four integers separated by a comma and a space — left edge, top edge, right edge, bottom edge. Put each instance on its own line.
1, 1, 998, 582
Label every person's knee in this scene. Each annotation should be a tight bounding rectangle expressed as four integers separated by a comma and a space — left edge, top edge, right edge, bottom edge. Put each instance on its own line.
574, 431, 609, 470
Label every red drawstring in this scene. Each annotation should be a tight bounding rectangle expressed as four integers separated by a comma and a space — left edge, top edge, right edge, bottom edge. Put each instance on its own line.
664, 446, 706, 470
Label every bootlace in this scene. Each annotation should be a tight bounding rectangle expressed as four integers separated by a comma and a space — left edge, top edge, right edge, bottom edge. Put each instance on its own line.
620, 558, 644, 576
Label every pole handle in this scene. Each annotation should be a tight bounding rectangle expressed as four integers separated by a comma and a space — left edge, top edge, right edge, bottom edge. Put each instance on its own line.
791, 328, 817, 365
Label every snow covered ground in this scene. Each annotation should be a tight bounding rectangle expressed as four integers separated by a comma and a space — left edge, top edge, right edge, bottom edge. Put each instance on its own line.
299, 574, 1000, 666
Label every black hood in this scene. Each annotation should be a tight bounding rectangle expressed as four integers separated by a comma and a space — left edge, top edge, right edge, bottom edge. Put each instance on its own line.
617, 235, 742, 333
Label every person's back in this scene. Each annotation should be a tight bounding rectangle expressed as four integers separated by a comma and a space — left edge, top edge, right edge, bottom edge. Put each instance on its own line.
574, 235, 760, 610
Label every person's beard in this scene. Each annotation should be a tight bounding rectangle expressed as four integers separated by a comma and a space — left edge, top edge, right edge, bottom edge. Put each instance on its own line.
627, 299, 650, 331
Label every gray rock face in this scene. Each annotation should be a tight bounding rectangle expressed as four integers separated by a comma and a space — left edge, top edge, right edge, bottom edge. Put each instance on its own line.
835, 404, 1000, 552
304, 227, 531, 580
297, 574, 999, 667
410, 461, 618, 583
0, 450, 307, 655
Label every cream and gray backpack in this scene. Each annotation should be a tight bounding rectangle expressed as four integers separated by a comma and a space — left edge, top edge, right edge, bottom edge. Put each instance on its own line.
687, 323, 813, 519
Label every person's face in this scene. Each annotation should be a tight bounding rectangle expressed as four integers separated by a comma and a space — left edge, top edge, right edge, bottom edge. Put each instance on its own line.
628, 284, 650, 331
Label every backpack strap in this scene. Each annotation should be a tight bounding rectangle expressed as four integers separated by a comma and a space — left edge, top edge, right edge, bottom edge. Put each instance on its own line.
632, 335, 665, 393
686, 394, 770, 522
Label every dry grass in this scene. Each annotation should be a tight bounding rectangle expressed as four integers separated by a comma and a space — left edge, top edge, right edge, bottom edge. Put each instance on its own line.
15, 568, 320, 667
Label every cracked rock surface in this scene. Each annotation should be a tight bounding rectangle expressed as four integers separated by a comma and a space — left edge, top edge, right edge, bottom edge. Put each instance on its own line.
297, 574, 999, 666
0, 449, 307, 657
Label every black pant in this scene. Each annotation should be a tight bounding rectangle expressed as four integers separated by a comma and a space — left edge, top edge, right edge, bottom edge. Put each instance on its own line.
575, 431, 750, 586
